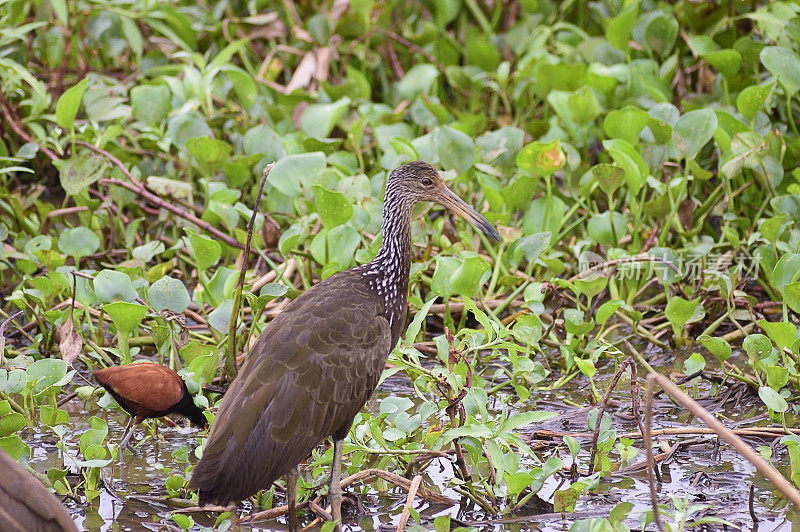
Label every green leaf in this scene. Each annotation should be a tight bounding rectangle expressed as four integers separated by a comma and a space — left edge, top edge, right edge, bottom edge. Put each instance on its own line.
672, 109, 718, 161
404, 298, 437, 347
58, 152, 108, 196
761, 46, 800, 96
759, 386, 788, 413
185, 233, 221, 272
268, 152, 326, 197
683, 353, 706, 375
606, 3, 638, 51
434, 127, 475, 174
94, 269, 138, 303
149, 276, 191, 313
301, 97, 351, 138
757, 319, 797, 351
397, 64, 439, 99
592, 164, 626, 195
664, 297, 705, 336
517, 139, 565, 178
644, 14, 678, 56
104, 302, 148, 336
567, 86, 601, 125
698, 335, 731, 362
587, 211, 627, 247
312, 185, 353, 229
743, 334, 773, 361
186, 137, 232, 175
58, 227, 100, 259
27, 359, 73, 396
56, 78, 88, 130
737, 82, 775, 121
131, 85, 171, 124
603, 106, 649, 145
601, 139, 648, 193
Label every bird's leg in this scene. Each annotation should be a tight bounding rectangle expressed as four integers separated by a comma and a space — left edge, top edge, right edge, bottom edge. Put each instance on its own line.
329, 437, 344, 531
117, 418, 134, 460
287, 467, 299, 532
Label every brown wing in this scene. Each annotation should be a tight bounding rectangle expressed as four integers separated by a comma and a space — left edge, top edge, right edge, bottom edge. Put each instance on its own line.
0, 450, 78, 532
93, 363, 185, 419
189, 271, 392, 505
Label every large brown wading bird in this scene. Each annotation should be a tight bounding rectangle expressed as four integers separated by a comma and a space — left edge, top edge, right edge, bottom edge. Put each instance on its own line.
93, 362, 207, 454
189, 161, 500, 528
0, 448, 78, 532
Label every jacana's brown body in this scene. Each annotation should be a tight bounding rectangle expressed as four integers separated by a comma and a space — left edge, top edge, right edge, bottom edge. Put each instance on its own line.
189, 161, 500, 511
0, 449, 78, 532
93, 363, 207, 427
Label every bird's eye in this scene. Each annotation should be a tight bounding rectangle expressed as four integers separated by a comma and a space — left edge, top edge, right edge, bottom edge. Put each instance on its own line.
421, 177, 433, 187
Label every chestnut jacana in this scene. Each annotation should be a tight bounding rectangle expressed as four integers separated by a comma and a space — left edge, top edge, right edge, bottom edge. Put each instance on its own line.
0, 448, 78, 532
189, 162, 500, 529
93, 362, 207, 452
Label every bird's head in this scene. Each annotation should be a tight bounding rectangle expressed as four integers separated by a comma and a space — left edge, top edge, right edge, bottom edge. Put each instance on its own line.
386, 161, 501, 242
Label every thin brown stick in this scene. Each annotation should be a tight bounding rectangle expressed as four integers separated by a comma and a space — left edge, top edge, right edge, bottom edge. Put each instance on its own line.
396, 475, 422, 532
568, 255, 680, 282
587, 357, 634, 474
647, 372, 800, 507
644, 376, 667, 532
225, 163, 273, 380
0, 90, 60, 161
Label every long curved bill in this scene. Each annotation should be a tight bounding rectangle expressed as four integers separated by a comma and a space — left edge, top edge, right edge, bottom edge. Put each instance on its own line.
437, 186, 501, 242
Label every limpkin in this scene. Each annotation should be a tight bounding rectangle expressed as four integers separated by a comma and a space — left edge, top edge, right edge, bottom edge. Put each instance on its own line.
0, 448, 78, 532
189, 161, 500, 527
93, 362, 207, 453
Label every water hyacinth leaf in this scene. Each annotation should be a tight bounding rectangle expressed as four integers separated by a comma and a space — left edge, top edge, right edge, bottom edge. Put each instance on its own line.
603, 106, 649, 145
664, 296, 704, 336
450, 253, 490, 297
672, 109, 718, 161
601, 139, 647, 193
312, 184, 353, 229
605, 3, 638, 51
757, 319, 797, 351
208, 299, 233, 333
397, 64, 439, 99
132, 241, 166, 263
523, 196, 565, 244
27, 358, 73, 396
59, 152, 108, 195
512, 232, 551, 266
587, 211, 627, 247
147, 176, 193, 201
186, 137, 232, 174
149, 276, 191, 313
743, 334, 773, 361
592, 164, 626, 195
517, 140, 565, 178
702, 49, 742, 78
0, 413, 25, 437
0, 370, 27, 394
58, 227, 100, 260
737, 81, 775, 120
596, 300, 624, 326
94, 269, 138, 303
567, 86, 601, 125
769, 253, 800, 292
683, 353, 706, 375
301, 97, 351, 138
268, 152, 326, 197
279, 223, 308, 256
644, 14, 678, 56
55, 78, 88, 130
104, 301, 148, 336
783, 282, 800, 314
760, 46, 800, 96
186, 233, 221, 272
434, 126, 475, 174
130, 85, 170, 124
759, 386, 788, 413
698, 334, 731, 362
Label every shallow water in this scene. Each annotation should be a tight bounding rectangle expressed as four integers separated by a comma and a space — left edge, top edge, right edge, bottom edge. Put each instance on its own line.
23, 347, 800, 531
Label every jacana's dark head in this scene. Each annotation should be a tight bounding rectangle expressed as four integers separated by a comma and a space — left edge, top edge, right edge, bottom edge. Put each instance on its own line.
385, 161, 501, 241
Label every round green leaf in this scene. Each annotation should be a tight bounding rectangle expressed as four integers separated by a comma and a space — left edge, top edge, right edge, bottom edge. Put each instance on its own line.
434, 126, 475, 174
759, 386, 788, 413
58, 227, 100, 259
94, 269, 138, 303
104, 302, 148, 336
149, 276, 191, 313
672, 109, 718, 161
761, 46, 800, 96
